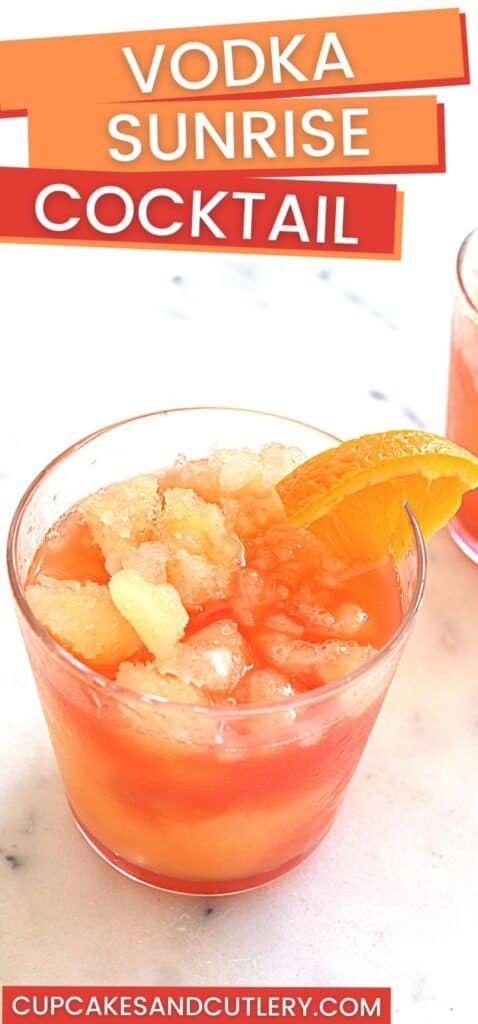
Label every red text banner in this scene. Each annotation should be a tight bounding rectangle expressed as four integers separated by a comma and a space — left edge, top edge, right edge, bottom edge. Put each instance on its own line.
0, 168, 403, 259
2, 988, 392, 1024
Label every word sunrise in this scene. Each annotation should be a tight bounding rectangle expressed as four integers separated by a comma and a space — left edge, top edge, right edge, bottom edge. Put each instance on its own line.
108, 107, 369, 164
34, 183, 360, 245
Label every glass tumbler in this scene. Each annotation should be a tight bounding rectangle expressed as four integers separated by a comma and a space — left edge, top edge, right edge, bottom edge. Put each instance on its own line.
7, 408, 426, 894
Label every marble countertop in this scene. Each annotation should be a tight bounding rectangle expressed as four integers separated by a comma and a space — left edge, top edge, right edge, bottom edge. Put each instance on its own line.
2, 6, 478, 1006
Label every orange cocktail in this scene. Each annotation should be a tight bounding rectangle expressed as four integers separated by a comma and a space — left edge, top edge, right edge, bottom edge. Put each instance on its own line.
447, 230, 478, 561
7, 410, 433, 894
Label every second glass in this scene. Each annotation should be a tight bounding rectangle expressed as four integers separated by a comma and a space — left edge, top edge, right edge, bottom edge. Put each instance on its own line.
447, 229, 478, 561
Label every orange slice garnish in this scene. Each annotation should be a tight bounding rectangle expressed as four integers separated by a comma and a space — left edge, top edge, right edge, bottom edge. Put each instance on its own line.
277, 430, 478, 563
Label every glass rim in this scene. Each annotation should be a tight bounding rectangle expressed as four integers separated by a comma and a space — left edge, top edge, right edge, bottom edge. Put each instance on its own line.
457, 228, 478, 320
7, 405, 427, 717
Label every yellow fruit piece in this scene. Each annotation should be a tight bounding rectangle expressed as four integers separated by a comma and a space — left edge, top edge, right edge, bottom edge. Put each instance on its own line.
209, 448, 264, 494
79, 475, 160, 574
209, 444, 305, 493
116, 661, 210, 705
26, 578, 141, 668
109, 570, 188, 661
166, 551, 232, 610
160, 488, 242, 566
121, 541, 168, 583
277, 430, 478, 563
163, 620, 250, 695
159, 458, 221, 503
221, 489, 286, 541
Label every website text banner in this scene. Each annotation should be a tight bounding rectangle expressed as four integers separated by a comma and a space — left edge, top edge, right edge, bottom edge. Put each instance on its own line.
26, 95, 445, 176
0, 9, 468, 110
0, 168, 403, 260
2, 987, 392, 1024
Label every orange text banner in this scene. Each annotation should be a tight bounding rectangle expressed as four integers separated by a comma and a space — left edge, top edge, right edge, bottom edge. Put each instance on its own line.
27, 95, 444, 175
0, 9, 468, 111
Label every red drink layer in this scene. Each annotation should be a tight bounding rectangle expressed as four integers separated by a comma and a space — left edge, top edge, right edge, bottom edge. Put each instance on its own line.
447, 302, 478, 558
18, 441, 414, 893
447, 231, 478, 561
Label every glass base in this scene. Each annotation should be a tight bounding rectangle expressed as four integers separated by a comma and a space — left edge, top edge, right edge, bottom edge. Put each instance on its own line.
448, 516, 478, 564
72, 811, 324, 895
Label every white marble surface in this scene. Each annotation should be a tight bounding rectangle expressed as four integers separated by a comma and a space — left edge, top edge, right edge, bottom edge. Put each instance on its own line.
1, 0, 478, 1019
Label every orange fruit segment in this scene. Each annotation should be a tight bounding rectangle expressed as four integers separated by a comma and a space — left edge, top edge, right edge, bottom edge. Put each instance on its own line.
277, 430, 478, 564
